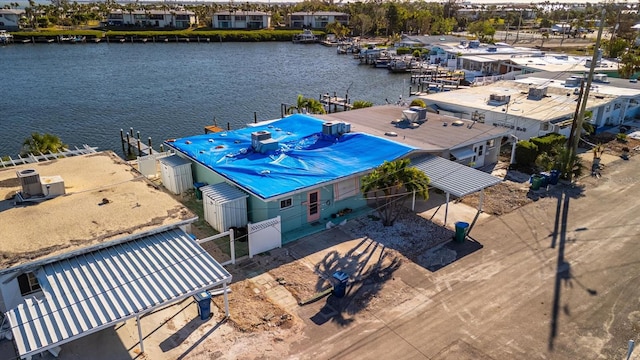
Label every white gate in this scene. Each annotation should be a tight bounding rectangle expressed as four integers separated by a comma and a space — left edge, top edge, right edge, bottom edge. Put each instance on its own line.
248, 216, 282, 258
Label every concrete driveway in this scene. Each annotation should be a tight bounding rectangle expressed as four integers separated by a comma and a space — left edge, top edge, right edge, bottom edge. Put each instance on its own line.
289, 155, 640, 359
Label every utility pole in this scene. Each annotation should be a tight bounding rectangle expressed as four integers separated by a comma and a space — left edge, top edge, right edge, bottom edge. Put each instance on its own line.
569, 9, 606, 179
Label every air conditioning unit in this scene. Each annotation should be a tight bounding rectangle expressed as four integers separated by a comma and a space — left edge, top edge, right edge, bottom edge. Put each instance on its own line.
528, 86, 548, 100
488, 94, 511, 106
322, 122, 341, 135
16, 169, 43, 197
402, 110, 419, 123
323, 122, 350, 135
251, 130, 271, 150
40, 176, 66, 197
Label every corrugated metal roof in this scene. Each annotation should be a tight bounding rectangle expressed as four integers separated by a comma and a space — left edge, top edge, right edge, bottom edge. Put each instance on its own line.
411, 154, 502, 198
6, 229, 231, 358
159, 154, 191, 167
200, 182, 248, 204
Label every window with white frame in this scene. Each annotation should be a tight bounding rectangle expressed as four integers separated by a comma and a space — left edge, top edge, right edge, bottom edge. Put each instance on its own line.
334, 178, 359, 201
280, 198, 293, 210
17, 272, 41, 296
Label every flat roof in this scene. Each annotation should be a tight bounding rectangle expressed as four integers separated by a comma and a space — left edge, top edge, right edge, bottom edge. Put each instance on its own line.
166, 114, 415, 201
515, 72, 640, 96
508, 54, 619, 73
420, 80, 615, 123
315, 105, 510, 151
0, 151, 196, 269
7, 228, 231, 358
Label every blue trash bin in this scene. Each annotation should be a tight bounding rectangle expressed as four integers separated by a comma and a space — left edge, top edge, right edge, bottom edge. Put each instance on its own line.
549, 170, 560, 185
539, 172, 550, 187
332, 271, 349, 298
194, 291, 212, 320
193, 182, 207, 200
454, 221, 469, 243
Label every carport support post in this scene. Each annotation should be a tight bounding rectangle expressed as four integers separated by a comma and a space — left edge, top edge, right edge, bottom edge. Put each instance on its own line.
223, 283, 230, 317
230, 230, 236, 265
444, 192, 450, 226
136, 314, 144, 354
411, 190, 416, 211
479, 189, 485, 212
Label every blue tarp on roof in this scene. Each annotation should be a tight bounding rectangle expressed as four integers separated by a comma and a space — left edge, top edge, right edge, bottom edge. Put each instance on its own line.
166, 114, 415, 200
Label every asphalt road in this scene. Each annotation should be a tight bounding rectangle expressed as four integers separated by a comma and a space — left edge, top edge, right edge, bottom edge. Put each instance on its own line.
291, 155, 640, 359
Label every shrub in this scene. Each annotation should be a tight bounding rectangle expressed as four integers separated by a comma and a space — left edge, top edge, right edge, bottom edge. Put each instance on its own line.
412, 49, 421, 58
409, 99, 426, 107
530, 133, 566, 154
396, 47, 412, 55
617, 133, 628, 142
515, 140, 538, 166
352, 100, 373, 109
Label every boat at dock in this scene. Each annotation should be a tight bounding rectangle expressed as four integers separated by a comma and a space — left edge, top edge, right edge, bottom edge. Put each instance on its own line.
292, 29, 318, 44
0, 30, 13, 45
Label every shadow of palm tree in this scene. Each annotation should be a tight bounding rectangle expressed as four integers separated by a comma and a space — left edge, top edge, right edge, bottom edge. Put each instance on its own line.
310, 238, 402, 326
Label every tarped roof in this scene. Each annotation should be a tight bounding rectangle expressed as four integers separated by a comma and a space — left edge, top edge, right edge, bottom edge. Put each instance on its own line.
7, 229, 232, 358
411, 154, 502, 197
166, 114, 415, 200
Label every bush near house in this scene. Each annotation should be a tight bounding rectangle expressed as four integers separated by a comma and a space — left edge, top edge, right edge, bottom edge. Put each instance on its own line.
530, 133, 566, 154
396, 47, 412, 55
410, 99, 426, 107
515, 140, 538, 166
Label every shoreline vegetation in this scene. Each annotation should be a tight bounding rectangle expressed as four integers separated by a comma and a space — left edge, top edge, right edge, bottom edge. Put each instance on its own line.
9, 29, 327, 42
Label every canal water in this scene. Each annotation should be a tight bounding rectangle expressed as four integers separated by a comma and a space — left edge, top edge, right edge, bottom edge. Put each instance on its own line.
1, 42, 412, 156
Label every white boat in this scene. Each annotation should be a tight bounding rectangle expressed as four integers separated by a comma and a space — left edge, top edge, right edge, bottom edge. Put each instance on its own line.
0, 30, 13, 45
292, 29, 318, 44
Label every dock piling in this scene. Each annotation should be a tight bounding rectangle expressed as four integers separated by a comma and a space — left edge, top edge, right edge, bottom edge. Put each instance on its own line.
148, 137, 153, 155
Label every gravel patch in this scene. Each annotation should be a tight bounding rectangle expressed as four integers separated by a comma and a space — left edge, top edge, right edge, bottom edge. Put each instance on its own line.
341, 208, 454, 259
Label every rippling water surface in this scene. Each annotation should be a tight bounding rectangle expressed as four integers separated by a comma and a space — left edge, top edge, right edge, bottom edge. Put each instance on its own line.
1, 42, 411, 156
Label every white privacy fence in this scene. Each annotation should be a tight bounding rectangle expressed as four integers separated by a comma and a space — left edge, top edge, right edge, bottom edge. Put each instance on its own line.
248, 216, 282, 258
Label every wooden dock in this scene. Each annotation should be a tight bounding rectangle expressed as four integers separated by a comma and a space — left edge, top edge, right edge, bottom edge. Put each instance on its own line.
320, 93, 352, 113
121, 128, 155, 158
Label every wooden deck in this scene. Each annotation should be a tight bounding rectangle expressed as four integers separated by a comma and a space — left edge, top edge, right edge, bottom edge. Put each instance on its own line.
320, 93, 353, 113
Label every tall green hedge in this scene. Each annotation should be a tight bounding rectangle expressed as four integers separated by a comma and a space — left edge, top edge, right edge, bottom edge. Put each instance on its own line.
515, 140, 538, 166
530, 133, 566, 154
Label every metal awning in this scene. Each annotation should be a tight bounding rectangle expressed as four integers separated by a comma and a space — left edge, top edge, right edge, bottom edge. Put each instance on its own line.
410, 154, 503, 226
450, 147, 476, 161
411, 154, 501, 198
6, 228, 232, 359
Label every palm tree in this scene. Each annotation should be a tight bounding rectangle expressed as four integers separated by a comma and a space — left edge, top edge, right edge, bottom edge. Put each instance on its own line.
288, 94, 326, 115
21, 133, 66, 156
361, 159, 430, 226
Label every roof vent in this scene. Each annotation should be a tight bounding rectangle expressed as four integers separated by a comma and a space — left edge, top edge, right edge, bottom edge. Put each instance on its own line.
452, 120, 465, 126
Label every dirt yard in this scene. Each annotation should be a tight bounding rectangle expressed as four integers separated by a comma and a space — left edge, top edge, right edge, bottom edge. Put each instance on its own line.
162, 134, 639, 358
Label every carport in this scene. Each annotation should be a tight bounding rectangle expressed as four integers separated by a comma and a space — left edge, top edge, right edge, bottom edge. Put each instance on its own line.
5, 228, 232, 360
410, 154, 502, 231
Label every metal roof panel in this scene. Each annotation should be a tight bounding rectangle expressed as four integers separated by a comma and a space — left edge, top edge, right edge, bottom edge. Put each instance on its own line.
411, 154, 502, 197
7, 229, 231, 358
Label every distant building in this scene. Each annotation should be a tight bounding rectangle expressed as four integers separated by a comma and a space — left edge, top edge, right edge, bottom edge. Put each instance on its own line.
287, 11, 348, 29
0, 9, 24, 31
420, 75, 640, 140
212, 11, 271, 29
106, 9, 196, 29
